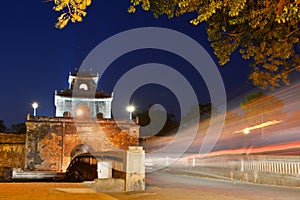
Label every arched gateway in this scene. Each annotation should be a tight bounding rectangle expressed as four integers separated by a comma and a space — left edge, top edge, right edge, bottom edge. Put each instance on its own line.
25, 116, 139, 172
24, 70, 139, 172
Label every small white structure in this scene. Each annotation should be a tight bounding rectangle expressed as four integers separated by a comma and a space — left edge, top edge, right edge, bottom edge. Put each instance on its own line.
54, 70, 113, 118
97, 161, 112, 179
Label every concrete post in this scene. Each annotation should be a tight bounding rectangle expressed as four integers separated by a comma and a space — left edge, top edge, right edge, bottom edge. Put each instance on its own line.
125, 146, 145, 191
240, 158, 244, 172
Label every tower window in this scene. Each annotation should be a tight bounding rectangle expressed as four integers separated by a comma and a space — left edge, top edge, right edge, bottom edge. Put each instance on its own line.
79, 83, 88, 91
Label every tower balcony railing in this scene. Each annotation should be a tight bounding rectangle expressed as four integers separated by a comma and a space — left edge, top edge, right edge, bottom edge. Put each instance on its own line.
55, 89, 112, 98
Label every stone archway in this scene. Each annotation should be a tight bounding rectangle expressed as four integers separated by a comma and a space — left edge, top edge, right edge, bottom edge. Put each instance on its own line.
70, 144, 95, 160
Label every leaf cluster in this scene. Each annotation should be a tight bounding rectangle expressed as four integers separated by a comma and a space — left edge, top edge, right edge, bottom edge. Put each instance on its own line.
130, 0, 300, 88
53, 0, 92, 29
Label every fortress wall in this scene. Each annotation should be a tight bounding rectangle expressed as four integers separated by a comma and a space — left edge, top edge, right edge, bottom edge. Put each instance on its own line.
0, 133, 26, 179
25, 116, 139, 172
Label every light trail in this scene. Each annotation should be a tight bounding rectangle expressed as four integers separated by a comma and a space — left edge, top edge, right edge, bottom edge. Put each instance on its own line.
143, 80, 300, 158
233, 120, 282, 134
184, 140, 300, 159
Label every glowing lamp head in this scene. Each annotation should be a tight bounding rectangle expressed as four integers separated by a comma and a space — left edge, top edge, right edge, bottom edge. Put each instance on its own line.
32, 102, 38, 109
243, 128, 250, 135
76, 109, 83, 116
126, 105, 135, 113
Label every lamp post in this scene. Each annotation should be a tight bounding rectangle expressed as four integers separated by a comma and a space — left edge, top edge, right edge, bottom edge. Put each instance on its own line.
32, 102, 38, 116
126, 105, 135, 120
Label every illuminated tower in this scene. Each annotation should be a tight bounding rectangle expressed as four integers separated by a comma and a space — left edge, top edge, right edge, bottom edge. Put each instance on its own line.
54, 70, 112, 118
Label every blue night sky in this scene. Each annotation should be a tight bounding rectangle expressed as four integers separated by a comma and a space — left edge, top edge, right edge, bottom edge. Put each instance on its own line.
0, 1, 253, 126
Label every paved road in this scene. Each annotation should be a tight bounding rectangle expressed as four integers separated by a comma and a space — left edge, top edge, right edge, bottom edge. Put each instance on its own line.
111, 171, 300, 200
1, 172, 300, 200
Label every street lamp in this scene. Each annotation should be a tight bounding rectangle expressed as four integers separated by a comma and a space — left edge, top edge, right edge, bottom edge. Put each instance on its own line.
32, 102, 38, 116
243, 128, 250, 135
76, 109, 83, 117
126, 105, 135, 119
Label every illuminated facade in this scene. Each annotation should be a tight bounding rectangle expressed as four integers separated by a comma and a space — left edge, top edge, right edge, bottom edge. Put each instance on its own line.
54, 71, 113, 118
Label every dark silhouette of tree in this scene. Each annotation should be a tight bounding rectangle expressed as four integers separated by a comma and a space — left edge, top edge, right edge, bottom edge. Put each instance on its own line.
0, 121, 26, 134
9, 123, 26, 134
135, 109, 179, 137
0, 120, 7, 133
184, 103, 217, 123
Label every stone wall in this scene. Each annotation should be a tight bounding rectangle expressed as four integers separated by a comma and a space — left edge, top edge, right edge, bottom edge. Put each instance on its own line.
0, 133, 26, 179
25, 116, 139, 172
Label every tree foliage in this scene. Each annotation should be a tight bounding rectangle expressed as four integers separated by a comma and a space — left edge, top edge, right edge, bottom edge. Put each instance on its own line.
135, 109, 179, 136
0, 120, 7, 133
0, 120, 26, 134
52, 0, 92, 29
129, 0, 300, 88
10, 123, 26, 134
50, 0, 300, 88
184, 103, 216, 122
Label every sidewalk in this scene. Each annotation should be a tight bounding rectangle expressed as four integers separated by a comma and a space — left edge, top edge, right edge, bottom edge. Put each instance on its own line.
0, 182, 117, 200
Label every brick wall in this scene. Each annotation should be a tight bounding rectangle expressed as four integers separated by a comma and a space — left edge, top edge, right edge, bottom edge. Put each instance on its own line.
0, 133, 26, 179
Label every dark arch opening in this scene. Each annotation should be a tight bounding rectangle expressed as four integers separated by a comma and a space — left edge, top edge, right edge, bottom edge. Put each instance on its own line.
97, 112, 103, 119
63, 111, 72, 117
70, 144, 95, 159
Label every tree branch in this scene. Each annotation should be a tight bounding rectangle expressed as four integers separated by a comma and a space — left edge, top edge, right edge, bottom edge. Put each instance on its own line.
66, 3, 73, 17
221, 32, 242, 37
286, 28, 300, 38
276, 0, 287, 16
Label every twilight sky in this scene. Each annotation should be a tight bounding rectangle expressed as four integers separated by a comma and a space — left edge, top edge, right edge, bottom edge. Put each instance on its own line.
0, 1, 253, 126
